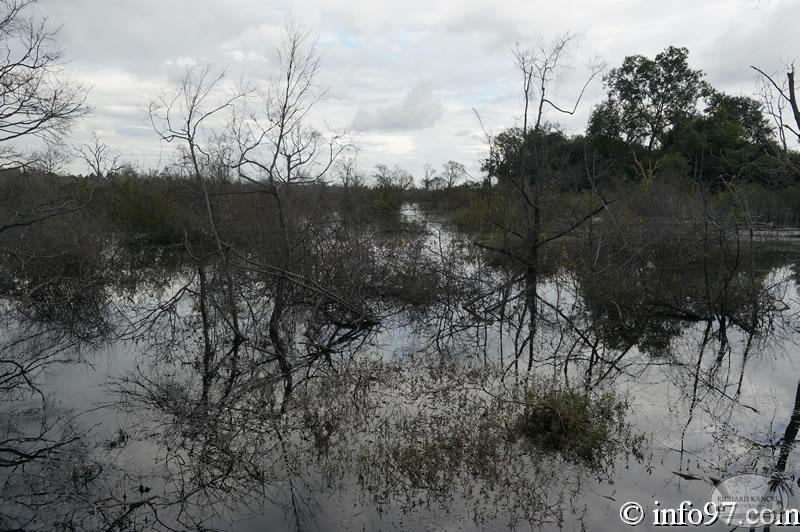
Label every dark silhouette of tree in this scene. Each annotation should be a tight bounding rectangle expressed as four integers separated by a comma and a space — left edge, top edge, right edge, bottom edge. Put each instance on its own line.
0, 0, 87, 168
74, 132, 123, 178
752, 63, 800, 176
30, 142, 71, 175
475, 34, 606, 373
441, 160, 466, 189
0, 0, 90, 498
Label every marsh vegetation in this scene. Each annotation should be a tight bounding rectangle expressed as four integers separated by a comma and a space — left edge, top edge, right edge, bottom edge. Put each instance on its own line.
1, 1, 800, 530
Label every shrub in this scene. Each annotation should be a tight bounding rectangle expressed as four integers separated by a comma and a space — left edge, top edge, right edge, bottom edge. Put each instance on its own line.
512, 380, 640, 470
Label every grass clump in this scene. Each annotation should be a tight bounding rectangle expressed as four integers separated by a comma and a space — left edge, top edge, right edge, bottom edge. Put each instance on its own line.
512, 380, 641, 470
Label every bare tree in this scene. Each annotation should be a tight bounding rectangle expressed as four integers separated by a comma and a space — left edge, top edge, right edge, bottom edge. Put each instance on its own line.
74, 132, 123, 178
475, 35, 606, 373
751, 64, 799, 146
148, 66, 243, 183
230, 22, 366, 406
233, 21, 350, 189
752, 64, 800, 176
373, 163, 413, 190
0, 1, 90, 480
335, 155, 364, 189
515, 35, 602, 371
204, 131, 236, 181
148, 64, 251, 415
30, 142, 71, 175
422, 163, 437, 190
441, 160, 466, 189
0, 0, 87, 168
146, 25, 375, 423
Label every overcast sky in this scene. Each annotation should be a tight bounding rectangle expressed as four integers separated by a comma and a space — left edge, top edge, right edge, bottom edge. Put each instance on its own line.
37, 0, 800, 179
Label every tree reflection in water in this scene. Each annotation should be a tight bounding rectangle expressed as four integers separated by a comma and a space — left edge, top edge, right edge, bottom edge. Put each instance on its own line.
1, 206, 800, 530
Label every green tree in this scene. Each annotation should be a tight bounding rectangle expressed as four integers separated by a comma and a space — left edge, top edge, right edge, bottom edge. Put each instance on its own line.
598, 46, 711, 151
667, 93, 785, 186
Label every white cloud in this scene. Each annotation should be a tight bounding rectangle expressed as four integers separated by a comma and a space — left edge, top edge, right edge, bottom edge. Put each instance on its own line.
352, 83, 443, 131
25, 0, 800, 178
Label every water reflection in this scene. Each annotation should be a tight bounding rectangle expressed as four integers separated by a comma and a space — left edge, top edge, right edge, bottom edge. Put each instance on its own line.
1, 208, 800, 530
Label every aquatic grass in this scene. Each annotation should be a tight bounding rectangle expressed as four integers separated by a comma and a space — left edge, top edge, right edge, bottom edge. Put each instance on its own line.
512, 379, 642, 471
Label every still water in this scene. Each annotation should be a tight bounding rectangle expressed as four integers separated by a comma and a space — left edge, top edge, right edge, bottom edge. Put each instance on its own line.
3, 208, 800, 531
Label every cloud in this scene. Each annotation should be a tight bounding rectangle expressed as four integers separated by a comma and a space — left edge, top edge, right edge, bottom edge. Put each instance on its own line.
20, 0, 800, 178
352, 83, 443, 131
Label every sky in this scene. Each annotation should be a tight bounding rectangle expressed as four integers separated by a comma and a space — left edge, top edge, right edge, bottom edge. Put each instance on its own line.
34, 0, 800, 181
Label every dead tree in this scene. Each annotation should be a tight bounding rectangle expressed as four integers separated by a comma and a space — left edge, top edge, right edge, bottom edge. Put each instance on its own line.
441, 160, 466, 189
501, 35, 603, 372
752, 64, 800, 174
0, 0, 89, 485
231, 22, 361, 404
74, 132, 123, 178
0, 0, 87, 168
148, 65, 249, 413
752, 64, 799, 144
31, 143, 71, 175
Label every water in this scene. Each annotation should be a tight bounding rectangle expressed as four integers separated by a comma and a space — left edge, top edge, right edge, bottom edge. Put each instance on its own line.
2, 207, 800, 531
